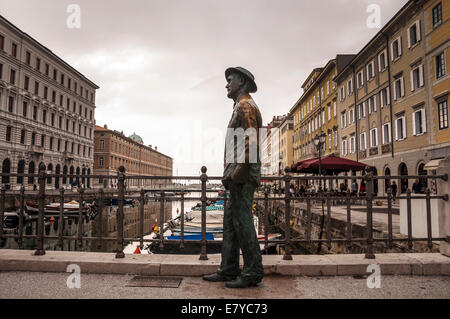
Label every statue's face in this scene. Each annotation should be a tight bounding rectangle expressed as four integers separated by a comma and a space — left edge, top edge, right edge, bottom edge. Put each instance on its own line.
226, 73, 244, 99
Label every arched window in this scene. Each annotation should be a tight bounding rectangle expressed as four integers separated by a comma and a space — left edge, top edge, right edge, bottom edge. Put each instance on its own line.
1, 158, 11, 185
87, 168, 91, 188
384, 167, 391, 194
399, 163, 408, 193
418, 163, 427, 193
17, 160, 25, 185
28, 161, 35, 184
47, 163, 53, 185
69, 166, 74, 184
63, 165, 68, 185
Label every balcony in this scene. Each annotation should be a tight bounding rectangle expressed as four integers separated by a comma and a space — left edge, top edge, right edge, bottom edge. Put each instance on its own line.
382, 143, 391, 154
359, 150, 367, 160
369, 147, 378, 156
63, 151, 74, 161
27, 145, 44, 155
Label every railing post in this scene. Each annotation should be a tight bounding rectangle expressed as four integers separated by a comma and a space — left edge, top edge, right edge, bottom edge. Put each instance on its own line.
425, 188, 433, 250
34, 163, 46, 256
199, 166, 208, 260
115, 166, 125, 258
0, 186, 5, 243
58, 188, 65, 248
18, 185, 25, 248
264, 190, 269, 253
97, 188, 105, 250
159, 191, 165, 251
180, 190, 185, 250
283, 167, 292, 261
387, 186, 393, 249
139, 188, 145, 250
364, 168, 375, 259
77, 187, 84, 248
406, 188, 413, 250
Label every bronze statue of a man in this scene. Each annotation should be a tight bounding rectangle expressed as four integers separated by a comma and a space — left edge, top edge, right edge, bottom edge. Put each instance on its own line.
203, 67, 264, 288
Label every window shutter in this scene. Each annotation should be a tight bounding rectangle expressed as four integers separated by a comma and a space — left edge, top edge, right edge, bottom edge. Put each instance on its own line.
421, 109, 426, 133
419, 65, 424, 87
416, 21, 421, 42
407, 26, 411, 48
388, 123, 391, 142
380, 90, 384, 108
402, 117, 407, 138
399, 37, 402, 56
387, 87, 390, 104
382, 125, 386, 144
375, 128, 378, 146
390, 42, 394, 61
395, 119, 399, 140
393, 81, 397, 100
374, 96, 377, 112
410, 70, 415, 91
400, 77, 405, 97
412, 111, 417, 135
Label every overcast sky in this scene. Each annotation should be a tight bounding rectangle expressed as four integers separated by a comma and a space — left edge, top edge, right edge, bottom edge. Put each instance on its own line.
0, 0, 406, 177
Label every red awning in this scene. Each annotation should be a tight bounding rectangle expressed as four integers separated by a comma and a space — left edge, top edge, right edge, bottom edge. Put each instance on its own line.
295, 155, 367, 174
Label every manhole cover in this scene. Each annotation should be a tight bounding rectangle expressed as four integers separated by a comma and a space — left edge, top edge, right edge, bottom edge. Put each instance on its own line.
126, 276, 183, 288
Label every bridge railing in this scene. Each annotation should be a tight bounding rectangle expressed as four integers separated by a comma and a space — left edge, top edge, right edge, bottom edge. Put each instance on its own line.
0, 163, 448, 261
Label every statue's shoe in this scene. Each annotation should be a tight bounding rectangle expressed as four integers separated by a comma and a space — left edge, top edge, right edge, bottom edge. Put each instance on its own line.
225, 277, 260, 288
203, 273, 237, 282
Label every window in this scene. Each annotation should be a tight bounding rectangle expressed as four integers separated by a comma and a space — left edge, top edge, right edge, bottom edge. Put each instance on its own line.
52, 90, 56, 103
8, 96, 14, 112
53, 69, 57, 81
25, 51, 31, 65
408, 21, 421, 48
382, 123, 391, 144
327, 104, 331, 121
33, 106, 38, 120
349, 135, 356, 154
99, 157, 104, 167
378, 50, 387, 71
333, 100, 337, 117
436, 52, 446, 79
328, 133, 332, 150
413, 109, 427, 136
49, 137, 53, 150
36, 57, 41, 71
24, 76, 29, 90
60, 73, 65, 86
347, 78, 353, 95
0, 63, 2, 79
360, 132, 367, 151
340, 86, 345, 101
368, 95, 377, 114
34, 81, 39, 95
432, 3, 442, 29
59, 116, 62, 129
45, 63, 49, 76
341, 139, 348, 156
357, 70, 364, 88
51, 113, 55, 126
391, 37, 402, 60
380, 87, 390, 108
367, 61, 375, 80
358, 103, 366, 119
41, 134, 45, 147
395, 116, 407, 140
10, 69, 16, 84
393, 77, 404, 100
23, 101, 28, 117
349, 107, 355, 125
411, 65, 424, 91
437, 99, 448, 130
11, 43, 17, 57
20, 129, 26, 144
370, 128, 378, 148
42, 109, 46, 124
6, 126, 11, 142
327, 81, 330, 95
341, 111, 347, 128
0, 34, 4, 51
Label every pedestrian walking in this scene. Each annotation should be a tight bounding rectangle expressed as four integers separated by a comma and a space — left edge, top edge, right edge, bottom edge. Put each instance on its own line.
391, 181, 398, 202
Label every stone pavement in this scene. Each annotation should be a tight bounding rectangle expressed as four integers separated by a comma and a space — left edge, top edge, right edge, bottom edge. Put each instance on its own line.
0, 250, 449, 276
0, 271, 449, 299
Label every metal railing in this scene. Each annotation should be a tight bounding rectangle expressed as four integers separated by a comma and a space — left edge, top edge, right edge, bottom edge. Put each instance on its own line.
0, 163, 448, 261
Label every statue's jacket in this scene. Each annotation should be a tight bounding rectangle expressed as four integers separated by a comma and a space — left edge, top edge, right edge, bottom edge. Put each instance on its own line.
223, 93, 263, 187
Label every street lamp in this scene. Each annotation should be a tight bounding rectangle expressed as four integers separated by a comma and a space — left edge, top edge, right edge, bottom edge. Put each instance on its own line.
313, 131, 327, 191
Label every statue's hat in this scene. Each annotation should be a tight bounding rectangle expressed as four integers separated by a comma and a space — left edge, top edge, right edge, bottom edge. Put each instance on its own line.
225, 66, 257, 93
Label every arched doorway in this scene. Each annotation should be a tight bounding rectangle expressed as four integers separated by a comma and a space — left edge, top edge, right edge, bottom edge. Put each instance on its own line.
69, 166, 74, 184
384, 167, 391, 194
55, 164, 61, 189
63, 165, 68, 185
1, 158, 11, 186
47, 164, 53, 185
418, 163, 427, 193
87, 168, 91, 188
76, 167, 80, 185
28, 161, 35, 185
17, 160, 25, 185
399, 163, 408, 193
81, 167, 86, 186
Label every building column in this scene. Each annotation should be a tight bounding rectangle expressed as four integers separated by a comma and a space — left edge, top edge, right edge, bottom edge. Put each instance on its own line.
436, 155, 450, 257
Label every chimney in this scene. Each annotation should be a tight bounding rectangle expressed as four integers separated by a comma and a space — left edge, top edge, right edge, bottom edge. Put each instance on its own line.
155, 146, 158, 151
104, 124, 108, 129
149, 145, 152, 149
